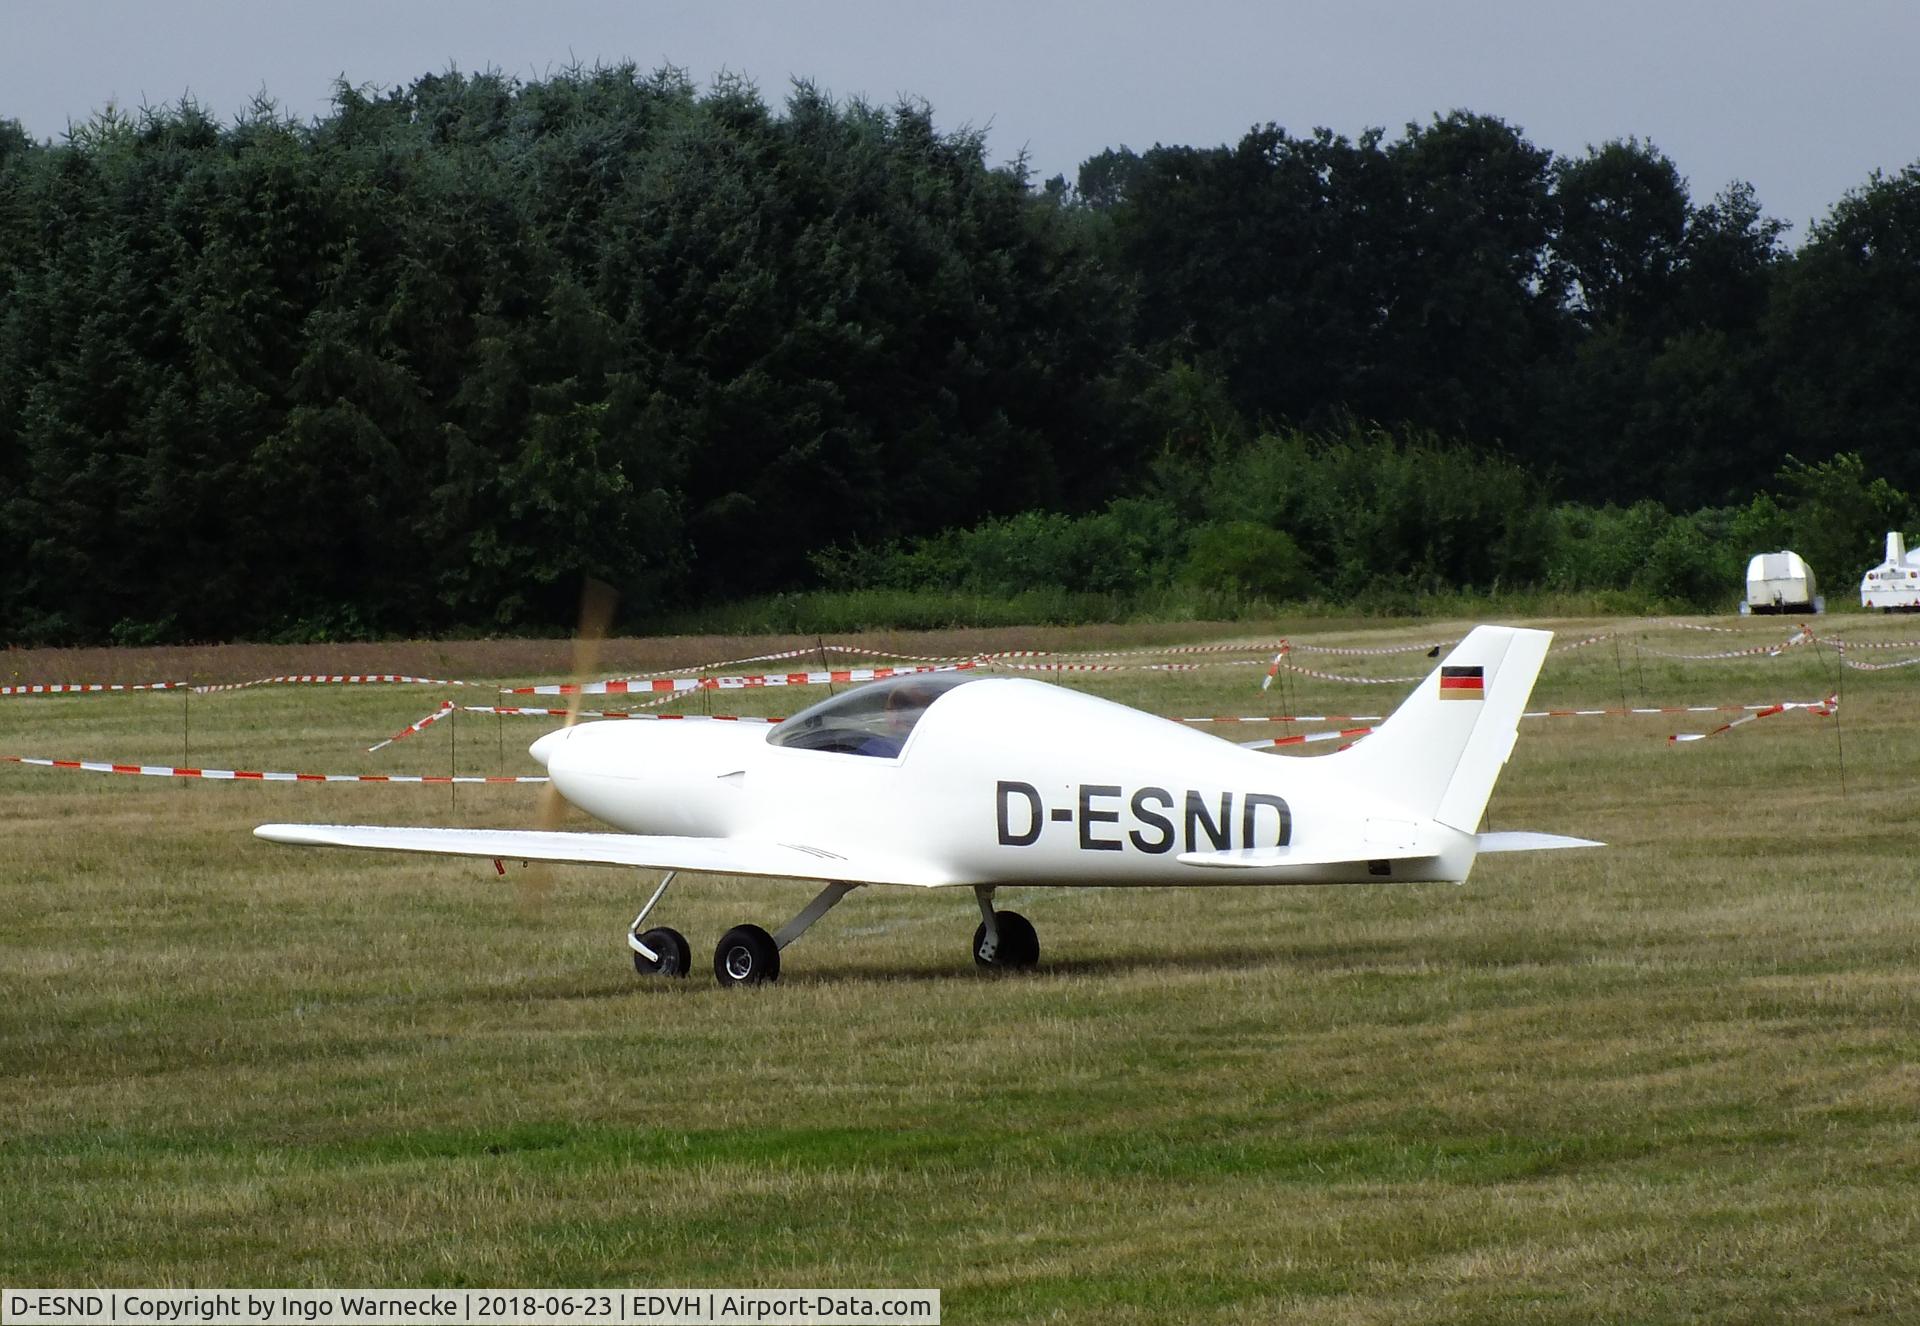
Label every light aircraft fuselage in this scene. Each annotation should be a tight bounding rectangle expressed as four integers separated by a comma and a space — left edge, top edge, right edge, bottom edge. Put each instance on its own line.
534, 679, 1476, 887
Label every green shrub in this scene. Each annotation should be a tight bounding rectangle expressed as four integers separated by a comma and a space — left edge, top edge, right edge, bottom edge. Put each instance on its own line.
1187, 424, 1552, 596
1635, 515, 1734, 607
1181, 522, 1313, 598
811, 498, 1184, 597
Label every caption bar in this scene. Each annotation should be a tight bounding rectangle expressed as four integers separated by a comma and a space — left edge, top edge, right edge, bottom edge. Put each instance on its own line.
3, 1291, 938, 1326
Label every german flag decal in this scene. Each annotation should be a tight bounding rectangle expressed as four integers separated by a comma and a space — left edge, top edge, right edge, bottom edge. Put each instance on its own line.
1439, 665, 1485, 700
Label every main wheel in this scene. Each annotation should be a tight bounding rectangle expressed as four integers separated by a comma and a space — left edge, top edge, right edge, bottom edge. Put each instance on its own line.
632, 926, 691, 977
972, 909, 1039, 969
714, 924, 781, 986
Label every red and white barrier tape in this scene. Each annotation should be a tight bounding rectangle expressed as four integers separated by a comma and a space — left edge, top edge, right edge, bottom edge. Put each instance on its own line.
470, 706, 1393, 727
3, 674, 482, 698
1815, 636, 1920, 671
1525, 699, 1835, 719
1825, 635, 1920, 650
969, 641, 1289, 662
15, 619, 1920, 710
1180, 713, 1386, 724
193, 673, 483, 695
1245, 726, 1376, 749
376, 686, 728, 749
1270, 658, 1424, 686
0, 755, 546, 783
1011, 641, 1289, 660
1837, 653, 1920, 671
466, 706, 783, 723
1277, 639, 1453, 657
460, 699, 1839, 727
1545, 625, 1920, 672
987, 657, 1265, 675
1670, 695, 1837, 744
643, 643, 989, 676
1176, 699, 1841, 723
642, 646, 817, 677
0, 682, 186, 695
471, 703, 1770, 728
1635, 625, 1816, 661
368, 700, 457, 752
813, 644, 979, 664
985, 660, 1123, 674
506, 662, 972, 696
546, 689, 691, 714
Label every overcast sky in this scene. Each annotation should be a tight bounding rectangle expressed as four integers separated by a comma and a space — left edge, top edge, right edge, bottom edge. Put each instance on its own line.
5, 1, 1915, 239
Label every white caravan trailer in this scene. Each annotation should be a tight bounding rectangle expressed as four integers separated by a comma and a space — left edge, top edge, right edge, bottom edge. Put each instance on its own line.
1861, 532, 1920, 611
1743, 551, 1821, 614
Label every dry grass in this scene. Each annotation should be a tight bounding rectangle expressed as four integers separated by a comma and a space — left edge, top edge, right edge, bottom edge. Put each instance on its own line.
2, 614, 1916, 1322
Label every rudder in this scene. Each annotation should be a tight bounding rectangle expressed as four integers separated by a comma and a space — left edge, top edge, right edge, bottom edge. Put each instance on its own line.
1328, 626, 1552, 832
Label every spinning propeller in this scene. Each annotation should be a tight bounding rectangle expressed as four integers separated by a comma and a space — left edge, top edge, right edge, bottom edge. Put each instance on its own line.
520, 577, 618, 912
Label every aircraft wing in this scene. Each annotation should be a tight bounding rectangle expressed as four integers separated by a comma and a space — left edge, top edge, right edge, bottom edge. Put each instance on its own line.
254, 823, 954, 888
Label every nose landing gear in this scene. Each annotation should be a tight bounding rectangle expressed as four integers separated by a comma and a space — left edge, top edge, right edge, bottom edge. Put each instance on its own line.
972, 885, 1039, 970
626, 872, 689, 978
632, 926, 691, 975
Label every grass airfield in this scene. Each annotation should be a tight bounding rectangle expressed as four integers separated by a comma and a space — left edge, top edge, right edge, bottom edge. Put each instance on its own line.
2, 614, 1916, 1323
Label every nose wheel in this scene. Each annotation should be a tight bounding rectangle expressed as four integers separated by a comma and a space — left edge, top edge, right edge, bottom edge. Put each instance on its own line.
632, 927, 690, 976
972, 886, 1039, 969
626, 872, 688, 979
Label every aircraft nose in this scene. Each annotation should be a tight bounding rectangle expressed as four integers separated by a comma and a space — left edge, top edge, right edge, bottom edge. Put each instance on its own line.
529, 728, 569, 769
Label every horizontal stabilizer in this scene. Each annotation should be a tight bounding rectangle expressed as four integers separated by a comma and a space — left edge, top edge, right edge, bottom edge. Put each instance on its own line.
1475, 831, 1605, 854
254, 823, 951, 887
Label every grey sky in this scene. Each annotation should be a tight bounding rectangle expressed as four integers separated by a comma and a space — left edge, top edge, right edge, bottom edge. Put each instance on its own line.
4, 1, 1914, 239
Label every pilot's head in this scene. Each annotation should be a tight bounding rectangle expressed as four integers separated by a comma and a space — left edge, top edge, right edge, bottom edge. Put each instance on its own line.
883, 682, 935, 731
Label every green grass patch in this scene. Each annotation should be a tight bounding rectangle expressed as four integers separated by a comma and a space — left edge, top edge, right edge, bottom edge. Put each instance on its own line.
3, 613, 1918, 1320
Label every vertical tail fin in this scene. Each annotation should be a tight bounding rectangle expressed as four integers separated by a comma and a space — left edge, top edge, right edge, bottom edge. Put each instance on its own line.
1329, 626, 1552, 832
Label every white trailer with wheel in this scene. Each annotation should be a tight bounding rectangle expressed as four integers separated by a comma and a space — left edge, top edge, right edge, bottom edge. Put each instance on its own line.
1743, 550, 1821, 614
1861, 532, 1920, 611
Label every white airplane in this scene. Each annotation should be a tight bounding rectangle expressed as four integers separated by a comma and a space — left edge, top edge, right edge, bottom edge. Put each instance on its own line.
257, 625, 1598, 985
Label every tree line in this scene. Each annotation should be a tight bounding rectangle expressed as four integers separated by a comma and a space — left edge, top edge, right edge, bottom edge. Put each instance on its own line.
1, 66, 1915, 643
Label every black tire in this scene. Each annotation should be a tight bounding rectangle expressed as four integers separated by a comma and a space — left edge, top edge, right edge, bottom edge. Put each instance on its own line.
971, 909, 1039, 969
632, 926, 691, 977
714, 923, 781, 986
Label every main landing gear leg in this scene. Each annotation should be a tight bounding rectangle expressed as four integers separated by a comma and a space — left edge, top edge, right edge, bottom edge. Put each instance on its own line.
628, 871, 690, 977
714, 882, 859, 987
972, 884, 1039, 970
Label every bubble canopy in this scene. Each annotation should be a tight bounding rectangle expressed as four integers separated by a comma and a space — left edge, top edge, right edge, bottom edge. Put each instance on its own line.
766, 672, 993, 757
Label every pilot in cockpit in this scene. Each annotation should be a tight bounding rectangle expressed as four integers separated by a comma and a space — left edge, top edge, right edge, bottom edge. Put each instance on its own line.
853, 681, 939, 757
